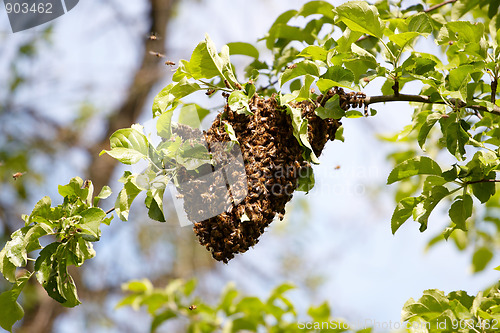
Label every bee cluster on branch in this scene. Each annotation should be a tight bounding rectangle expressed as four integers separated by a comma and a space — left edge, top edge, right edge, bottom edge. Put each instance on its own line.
174, 92, 341, 263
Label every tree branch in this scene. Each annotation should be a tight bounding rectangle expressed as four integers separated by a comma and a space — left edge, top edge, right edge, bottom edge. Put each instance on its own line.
364, 94, 500, 116
425, 0, 458, 13
466, 179, 500, 185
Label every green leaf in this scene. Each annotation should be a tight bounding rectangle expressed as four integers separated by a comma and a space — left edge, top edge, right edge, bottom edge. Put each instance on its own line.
345, 110, 363, 118
391, 197, 422, 234
151, 310, 177, 332
388, 32, 420, 48
387, 156, 442, 184
445, 121, 469, 159
314, 95, 344, 119
308, 302, 330, 321
336, 1, 384, 38
156, 110, 174, 139
78, 208, 107, 241
0, 248, 16, 283
264, 9, 298, 49
173, 40, 220, 81
0, 272, 32, 332
101, 128, 150, 165
414, 186, 450, 232
218, 283, 238, 315
298, 1, 335, 19
178, 104, 208, 128
28, 196, 52, 224
296, 74, 315, 101
472, 247, 493, 273
58, 177, 86, 200
298, 45, 328, 62
228, 90, 252, 115
115, 173, 142, 221
471, 174, 496, 204
418, 113, 441, 149
223, 122, 238, 143
402, 289, 449, 321
451, 1, 481, 20
145, 188, 166, 222
227, 42, 259, 58
204, 34, 239, 85
321, 66, 355, 87
152, 79, 202, 116
297, 166, 315, 193
408, 13, 432, 34
317, 78, 351, 92
93, 185, 112, 207
284, 105, 319, 164
448, 65, 476, 91
279, 60, 319, 86
448, 195, 473, 231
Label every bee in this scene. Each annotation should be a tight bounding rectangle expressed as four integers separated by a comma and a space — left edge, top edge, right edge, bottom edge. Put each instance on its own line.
164, 60, 175, 66
148, 34, 158, 41
176, 194, 184, 199
188, 305, 197, 311
334, 165, 341, 170
205, 88, 216, 96
149, 51, 165, 58
12, 172, 24, 180
224, 79, 232, 89
235, 82, 243, 90
286, 64, 297, 69
278, 213, 285, 220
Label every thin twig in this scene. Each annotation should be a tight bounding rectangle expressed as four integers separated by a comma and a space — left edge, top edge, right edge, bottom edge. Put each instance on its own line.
105, 207, 115, 215
364, 94, 500, 116
425, 0, 458, 13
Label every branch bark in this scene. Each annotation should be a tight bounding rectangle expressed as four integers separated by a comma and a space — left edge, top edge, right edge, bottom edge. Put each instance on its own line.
364, 94, 500, 116
88, 0, 177, 193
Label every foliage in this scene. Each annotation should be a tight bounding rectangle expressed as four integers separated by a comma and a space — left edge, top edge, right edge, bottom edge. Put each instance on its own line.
1, 0, 500, 332
0, 177, 111, 331
117, 278, 370, 333
402, 282, 500, 333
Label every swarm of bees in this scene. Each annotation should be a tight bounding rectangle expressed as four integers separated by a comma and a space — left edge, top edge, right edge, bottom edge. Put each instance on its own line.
173, 92, 341, 263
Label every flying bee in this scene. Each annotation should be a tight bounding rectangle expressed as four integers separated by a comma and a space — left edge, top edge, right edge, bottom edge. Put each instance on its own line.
149, 51, 165, 58
205, 88, 216, 96
334, 165, 341, 170
12, 172, 24, 180
164, 60, 175, 66
175, 194, 184, 199
148, 32, 162, 41
188, 305, 197, 311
